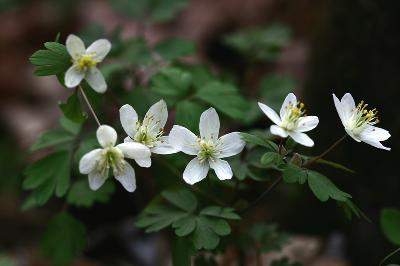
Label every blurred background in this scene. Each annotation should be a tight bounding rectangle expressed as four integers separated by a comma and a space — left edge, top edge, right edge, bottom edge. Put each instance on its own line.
0, 0, 399, 265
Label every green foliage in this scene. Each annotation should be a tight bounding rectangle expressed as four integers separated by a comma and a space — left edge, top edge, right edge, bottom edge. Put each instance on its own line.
172, 237, 195, 266
30, 130, 74, 152
307, 171, 351, 202
381, 208, 400, 246
240, 132, 278, 151
122, 38, 153, 66
175, 100, 204, 133
338, 199, 371, 222
248, 224, 288, 252
67, 181, 116, 208
260, 152, 283, 168
23, 151, 70, 205
155, 38, 196, 61
30, 42, 71, 76
136, 189, 240, 250
59, 91, 88, 123
0, 253, 16, 266
259, 74, 296, 110
223, 24, 292, 61
282, 164, 307, 184
41, 212, 86, 266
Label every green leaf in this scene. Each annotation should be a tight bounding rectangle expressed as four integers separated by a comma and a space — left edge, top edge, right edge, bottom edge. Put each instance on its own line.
259, 74, 296, 110
230, 158, 248, 180
192, 217, 220, 250
172, 237, 194, 266
282, 164, 307, 184
123, 38, 153, 66
161, 189, 198, 212
249, 224, 288, 252
175, 100, 203, 133
307, 171, 351, 202
260, 152, 283, 167
41, 212, 86, 266
195, 81, 249, 119
200, 206, 240, 220
381, 208, 400, 246
30, 130, 74, 152
30, 42, 71, 76
240, 132, 278, 151
338, 199, 371, 222
314, 158, 355, 174
67, 181, 115, 208
59, 115, 82, 135
173, 216, 196, 236
155, 38, 196, 61
59, 91, 87, 123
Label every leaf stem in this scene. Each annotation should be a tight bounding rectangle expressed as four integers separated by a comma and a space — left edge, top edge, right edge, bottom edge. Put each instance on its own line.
379, 247, 400, 266
78, 86, 101, 127
304, 134, 347, 167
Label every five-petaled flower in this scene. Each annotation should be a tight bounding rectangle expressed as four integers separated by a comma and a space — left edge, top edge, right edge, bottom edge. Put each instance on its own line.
65, 34, 111, 93
333, 93, 391, 150
258, 93, 319, 147
168, 108, 245, 185
79, 125, 151, 192
119, 100, 178, 167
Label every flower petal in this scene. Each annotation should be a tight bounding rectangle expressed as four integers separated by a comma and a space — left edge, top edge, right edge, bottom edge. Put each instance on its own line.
295, 116, 319, 132
183, 157, 209, 185
209, 159, 233, 180
114, 162, 137, 192
217, 132, 245, 158
66, 34, 85, 60
79, 148, 102, 174
86, 39, 111, 62
169, 125, 199, 155
120, 104, 139, 138
288, 132, 314, 147
360, 125, 391, 141
199, 107, 220, 140
360, 138, 391, 151
345, 128, 361, 142
85, 67, 107, 93
151, 136, 179, 154
258, 102, 281, 125
97, 125, 117, 148
280, 93, 297, 119
333, 93, 346, 124
88, 171, 108, 191
143, 100, 168, 135
270, 125, 289, 138
116, 142, 151, 161
65, 66, 84, 88
341, 93, 356, 120
135, 157, 152, 168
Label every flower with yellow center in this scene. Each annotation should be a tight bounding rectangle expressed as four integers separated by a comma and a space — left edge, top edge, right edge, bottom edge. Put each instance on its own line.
119, 100, 178, 167
333, 93, 390, 150
79, 125, 151, 192
64, 34, 111, 93
169, 108, 246, 185
258, 93, 319, 147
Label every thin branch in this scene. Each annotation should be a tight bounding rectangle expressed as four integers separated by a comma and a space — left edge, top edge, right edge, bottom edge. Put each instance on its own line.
379, 247, 400, 266
78, 86, 101, 127
304, 134, 347, 167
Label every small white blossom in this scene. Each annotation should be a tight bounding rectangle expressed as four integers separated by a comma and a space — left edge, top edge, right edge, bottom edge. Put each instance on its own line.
169, 108, 245, 185
258, 93, 319, 147
79, 125, 151, 192
65, 34, 111, 93
333, 93, 391, 150
119, 100, 178, 166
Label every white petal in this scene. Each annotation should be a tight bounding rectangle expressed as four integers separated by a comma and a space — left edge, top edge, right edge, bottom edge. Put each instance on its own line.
258, 102, 281, 126
66, 34, 85, 60
333, 94, 346, 124
199, 108, 220, 140
119, 104, 139, 137
295, 116, 319, 132
97, 125, 117, 148
217, 132, 245, 158
124, 136, 134, 143
86, 39, 111, 62
345, 128, 362, 142
169, 125, 199, 155
65, 66, 84, 88
280, 93, 297, 119
151, 136, 179, 154
209, 159, 233, 180
360, 125, 391, 141
341, 93, 356, 120
183, 158, 210, 185
85, 67, 107, 93
88, 171, 108, 191
360, 138, 391, 151
134, 157, 152, 168
114, 162, 136, 192
288, 132, 314, 147
270, 125, 289, 138
143, 100, 168, 135
79, 148, 102, 174
117, 142, 151, 161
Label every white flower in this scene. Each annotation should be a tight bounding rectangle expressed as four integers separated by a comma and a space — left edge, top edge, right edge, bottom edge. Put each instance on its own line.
79, 125, 151, 192
65, 34, 111, 93
169, 108, 245, 185
333, 93, 391, 150
119, 100, 178, 166
258, 93, 319, 147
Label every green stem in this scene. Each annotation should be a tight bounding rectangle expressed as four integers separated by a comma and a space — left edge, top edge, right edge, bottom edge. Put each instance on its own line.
380, 247, 400, 266
78, 86, 101, 127
304, 134, 347, 167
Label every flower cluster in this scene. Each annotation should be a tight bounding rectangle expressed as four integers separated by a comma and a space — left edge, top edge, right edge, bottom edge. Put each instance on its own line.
71, 35, 390, 192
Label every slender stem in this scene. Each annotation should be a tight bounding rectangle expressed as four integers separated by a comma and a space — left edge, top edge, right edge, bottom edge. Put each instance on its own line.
304, 134, 347, 167
240, 175, 283, 214
78, 86, 101, 126
379, 247, 400, 266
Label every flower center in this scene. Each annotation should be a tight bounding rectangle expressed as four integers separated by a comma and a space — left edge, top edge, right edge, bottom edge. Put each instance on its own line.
97, 147, 126, 176
132, 121, 164, 147
353, 101, 379, 128
197, 139, 218, 162
76, 54, 97, 71
282, 101, 306, 131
